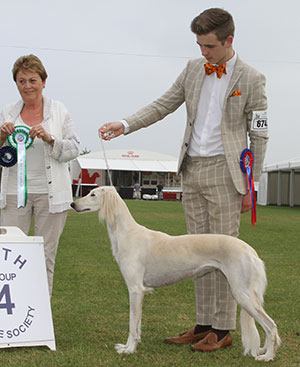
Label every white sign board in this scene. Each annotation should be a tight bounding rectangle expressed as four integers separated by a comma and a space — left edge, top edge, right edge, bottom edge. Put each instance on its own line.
0, 227, 56, 350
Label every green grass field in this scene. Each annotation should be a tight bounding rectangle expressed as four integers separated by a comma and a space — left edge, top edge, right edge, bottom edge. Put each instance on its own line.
1, 201, 299, 367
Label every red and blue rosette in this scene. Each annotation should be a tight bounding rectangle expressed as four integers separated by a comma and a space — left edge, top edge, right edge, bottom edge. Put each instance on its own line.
240, 149, 256, 226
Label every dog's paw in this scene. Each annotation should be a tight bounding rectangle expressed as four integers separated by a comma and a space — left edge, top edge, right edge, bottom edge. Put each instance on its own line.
115, 343, 135, 354
115, 343, 128, 354
258, 347, 267, 355
255, 354, 274, 362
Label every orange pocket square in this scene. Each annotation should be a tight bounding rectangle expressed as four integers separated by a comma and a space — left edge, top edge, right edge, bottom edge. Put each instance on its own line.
230, 89, 241, 97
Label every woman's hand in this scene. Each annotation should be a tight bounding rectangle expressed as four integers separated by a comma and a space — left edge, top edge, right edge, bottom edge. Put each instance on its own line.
30, 125, 54, 145
1, 122, 15, 138
0, 122, 15, 145
98, 122, 125, 141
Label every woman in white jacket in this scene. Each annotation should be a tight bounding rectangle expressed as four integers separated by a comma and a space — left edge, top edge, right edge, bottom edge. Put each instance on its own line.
0, 54, 80, 296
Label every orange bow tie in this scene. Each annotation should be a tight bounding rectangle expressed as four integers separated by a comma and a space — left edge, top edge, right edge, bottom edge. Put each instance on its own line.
204, 62, 227, 78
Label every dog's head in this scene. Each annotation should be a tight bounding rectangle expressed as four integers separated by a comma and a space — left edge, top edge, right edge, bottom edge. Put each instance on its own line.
71, 186, 120, 223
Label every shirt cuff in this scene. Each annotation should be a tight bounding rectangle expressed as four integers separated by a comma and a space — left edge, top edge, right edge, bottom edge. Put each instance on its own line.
120, 119, 130, 134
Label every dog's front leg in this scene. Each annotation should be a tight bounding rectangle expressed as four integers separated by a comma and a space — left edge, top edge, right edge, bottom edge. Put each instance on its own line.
115, 290, 144, 354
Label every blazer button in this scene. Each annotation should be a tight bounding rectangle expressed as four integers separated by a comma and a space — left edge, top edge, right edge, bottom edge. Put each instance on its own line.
185, 143, 188, 147
48, 181, 52, 184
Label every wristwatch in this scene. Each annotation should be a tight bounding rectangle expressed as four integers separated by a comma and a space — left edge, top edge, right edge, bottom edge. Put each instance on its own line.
49, 135, 55, 146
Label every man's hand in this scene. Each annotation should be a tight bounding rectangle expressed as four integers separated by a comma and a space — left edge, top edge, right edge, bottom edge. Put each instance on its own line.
98, 122, 125, 140
241, 192, 252, 213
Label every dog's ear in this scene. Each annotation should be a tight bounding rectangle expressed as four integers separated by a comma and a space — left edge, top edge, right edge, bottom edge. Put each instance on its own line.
99, 188, 119, 224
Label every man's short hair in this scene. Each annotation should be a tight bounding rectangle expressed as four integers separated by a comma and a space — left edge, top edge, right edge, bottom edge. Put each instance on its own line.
191, 8, 235, 43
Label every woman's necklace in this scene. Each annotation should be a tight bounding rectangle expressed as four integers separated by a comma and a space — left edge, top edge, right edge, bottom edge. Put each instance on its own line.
24, 106, 43, 118
21, 104, 44, 126
25, 103, 43, 117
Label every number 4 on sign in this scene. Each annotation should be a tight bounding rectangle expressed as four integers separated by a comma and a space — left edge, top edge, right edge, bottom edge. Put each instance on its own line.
0, 284, 15, 315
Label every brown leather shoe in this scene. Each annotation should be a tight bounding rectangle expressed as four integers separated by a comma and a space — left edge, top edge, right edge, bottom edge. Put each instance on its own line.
191, 332, 232, 352
164, 328, 211, 345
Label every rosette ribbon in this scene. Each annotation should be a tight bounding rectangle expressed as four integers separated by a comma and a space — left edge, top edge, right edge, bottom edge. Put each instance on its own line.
240, 149, 256, 226
7, 126, 33, 208
0, 146, 17, 167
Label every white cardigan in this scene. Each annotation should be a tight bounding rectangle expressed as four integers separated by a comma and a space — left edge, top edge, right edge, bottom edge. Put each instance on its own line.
0, 96, 80, 213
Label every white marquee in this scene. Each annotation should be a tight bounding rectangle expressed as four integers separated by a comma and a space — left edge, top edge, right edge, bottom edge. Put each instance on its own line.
72, 149, 178, 176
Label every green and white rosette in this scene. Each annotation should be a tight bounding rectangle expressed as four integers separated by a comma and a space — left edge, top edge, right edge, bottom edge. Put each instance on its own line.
7, 125, 33, 208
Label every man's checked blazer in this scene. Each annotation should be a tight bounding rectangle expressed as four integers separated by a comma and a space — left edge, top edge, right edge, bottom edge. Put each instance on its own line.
125, 56, 268, 195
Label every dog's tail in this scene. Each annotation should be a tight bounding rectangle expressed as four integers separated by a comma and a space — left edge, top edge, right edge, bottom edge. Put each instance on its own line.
240, 308, 261, 357
239, 256, 266, 357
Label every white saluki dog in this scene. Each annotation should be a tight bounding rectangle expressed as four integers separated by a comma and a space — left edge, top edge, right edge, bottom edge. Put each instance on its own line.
71, 186, 280, 361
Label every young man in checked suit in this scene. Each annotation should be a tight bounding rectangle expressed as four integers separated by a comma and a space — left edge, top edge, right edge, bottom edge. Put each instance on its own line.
99, 8, 268, 352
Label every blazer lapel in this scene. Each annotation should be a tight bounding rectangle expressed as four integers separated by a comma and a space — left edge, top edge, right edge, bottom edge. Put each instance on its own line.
190, 60, 206, 122
224, 56, 244, 100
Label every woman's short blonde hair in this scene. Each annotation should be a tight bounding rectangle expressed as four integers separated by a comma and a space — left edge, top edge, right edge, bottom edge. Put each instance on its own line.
12, 54, 48, 82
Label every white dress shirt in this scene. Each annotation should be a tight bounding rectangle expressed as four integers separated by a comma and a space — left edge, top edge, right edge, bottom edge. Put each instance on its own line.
188, 52, 237, 157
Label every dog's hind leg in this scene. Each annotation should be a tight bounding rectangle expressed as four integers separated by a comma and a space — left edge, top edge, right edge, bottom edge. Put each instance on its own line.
252, 307, 280, 361
115, 289, 144, 354
229, 260, 280, 361
238, 296, 280, 361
